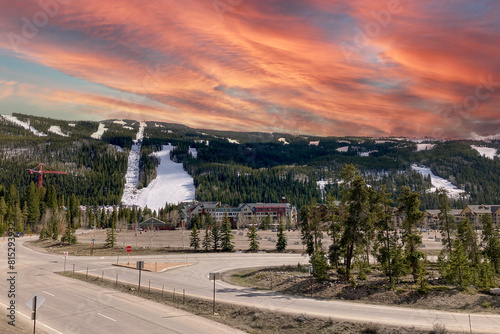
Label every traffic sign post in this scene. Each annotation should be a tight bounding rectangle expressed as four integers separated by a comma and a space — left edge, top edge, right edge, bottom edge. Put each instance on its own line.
126, 246, 132, 264
137, 261, 144, 291
90, 239, 96, 256
209, 272, 221, 315
63, 252, 68, 273
25, 293, 45, 334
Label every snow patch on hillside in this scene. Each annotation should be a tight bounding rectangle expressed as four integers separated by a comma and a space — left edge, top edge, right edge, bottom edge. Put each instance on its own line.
69, 123, 76, 127
359, 150, 378, 157
1, 115, 47, 136
309, 141, 320, 146
189, 147, 198, 158
109, 144, 124, 152
48, 125, 69, 137
416, 144, 436, 152
91, 123, 108, 139
113, 120, 126, 125
336, 146, 349, 152
124, 126, 133, 130
278, 138, 289, 145
411, 164, 466, 198
227, 138, 240, 144
471, 145, 499, 160
123, 144, 195, 211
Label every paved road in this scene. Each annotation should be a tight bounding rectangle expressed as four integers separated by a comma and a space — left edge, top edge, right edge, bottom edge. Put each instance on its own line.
3, 238, 500, 333
0, 238, 245, 334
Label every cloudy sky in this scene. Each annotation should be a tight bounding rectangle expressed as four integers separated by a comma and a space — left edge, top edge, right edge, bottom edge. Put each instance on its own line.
0, 0, 499, 138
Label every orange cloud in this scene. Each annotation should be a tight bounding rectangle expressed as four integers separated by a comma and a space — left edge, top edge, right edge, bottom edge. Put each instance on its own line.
0, 0, 498, 137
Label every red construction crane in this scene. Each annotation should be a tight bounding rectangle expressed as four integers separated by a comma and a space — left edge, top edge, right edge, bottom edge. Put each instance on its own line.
27, 163, 68, 189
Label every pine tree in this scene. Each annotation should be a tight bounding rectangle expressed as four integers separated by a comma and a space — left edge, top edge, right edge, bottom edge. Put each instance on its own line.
374, 185, 398, 285
220, 213, 234, 252
457, 218, 479, 265
276, 219, 287, 252
339, 165, 372, 279
68, 194, 80, 228
398, 186, 424, 281
50, 213, 59, 240
61, 222, 77, 244
247, 221, 259, 252
212, 222, 220, 251
415, 259, 428, 293
202, 225, 213, 252
485, 234, 500, 273
310, 248, 329, 281
438, 189, 456, 254
190, 224, 200, 251
25, 182, 40, 226
446, 239, 472, 289
105, 217, 116, 248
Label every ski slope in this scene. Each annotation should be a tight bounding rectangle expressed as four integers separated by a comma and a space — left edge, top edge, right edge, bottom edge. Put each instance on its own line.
121, 122, 146, 205
471, 145, 499, 160
411, 164, 466, 198
90, 123, 108, 139
128, 144, 195, 211
1, 114, 47, 136
416, 144, 435, 151
48, 125, 69, 137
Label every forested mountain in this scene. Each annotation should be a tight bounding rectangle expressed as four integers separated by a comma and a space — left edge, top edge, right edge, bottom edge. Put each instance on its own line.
0, 113, 499, 212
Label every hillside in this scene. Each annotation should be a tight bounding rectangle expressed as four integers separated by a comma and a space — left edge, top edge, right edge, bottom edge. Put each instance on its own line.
0, 113, 499, 210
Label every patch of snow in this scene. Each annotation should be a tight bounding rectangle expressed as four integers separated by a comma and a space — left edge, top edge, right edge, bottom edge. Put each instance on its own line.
375, 140, 392, 144
195, 140, 209, 146
338, 140, 350, 144
154, 123, 164, 128
317, 180, 333, 201
411, 164, 466, 199
168, 130, 173, 133
189, 147, 198, 158
227, 138, 240, 144
124, 126, 133, 130
109, 144, 124, 152
68, 123, 76, 127
309, 141, 320, 146
416, 144, 436, 152
91, 123, 108, 139
48, 125, 69, 137
278, 138, 289, 145
1, 115, 47, 136
359, 150, 378, 157
336, 146, 349, 152
122, 145, 195, 211
113, 120, 126, 125
471, 145, 499, 160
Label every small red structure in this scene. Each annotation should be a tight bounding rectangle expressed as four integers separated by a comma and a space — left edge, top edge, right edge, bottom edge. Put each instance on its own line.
28, 163, 67, 189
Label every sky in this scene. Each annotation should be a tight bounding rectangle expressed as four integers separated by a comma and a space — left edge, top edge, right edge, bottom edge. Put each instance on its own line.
0, 0, 499, 138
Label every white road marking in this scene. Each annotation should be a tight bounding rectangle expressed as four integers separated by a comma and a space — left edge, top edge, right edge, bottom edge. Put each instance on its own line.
0, 303, 63, 334
43, 291, 55, 296
98, 313, 117, 322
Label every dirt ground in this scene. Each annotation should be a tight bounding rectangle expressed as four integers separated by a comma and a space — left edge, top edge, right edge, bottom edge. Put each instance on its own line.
114, 261, 191, 272
224, 266, 500, 316
25, 228, 446, 258
60, 272, 449, 334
